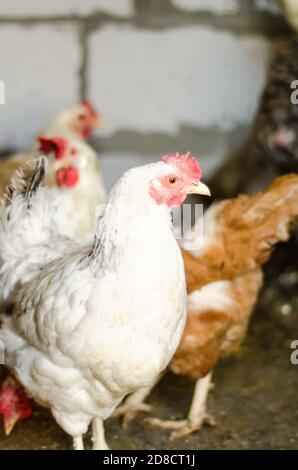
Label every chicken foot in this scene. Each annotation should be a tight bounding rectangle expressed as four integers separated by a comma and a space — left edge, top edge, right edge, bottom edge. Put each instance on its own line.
147, 372, 215, 439
112, 386, 154, 428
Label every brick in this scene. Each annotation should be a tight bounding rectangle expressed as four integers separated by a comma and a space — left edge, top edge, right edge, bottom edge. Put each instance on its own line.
0, 25, 80, 149
171, 0, 239, 14
0, 0, 133, 18
89, 25, 270, 136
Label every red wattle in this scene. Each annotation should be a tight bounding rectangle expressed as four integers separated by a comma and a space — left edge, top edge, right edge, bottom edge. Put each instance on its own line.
56, 166, 79, 188
81, 125, 92, 139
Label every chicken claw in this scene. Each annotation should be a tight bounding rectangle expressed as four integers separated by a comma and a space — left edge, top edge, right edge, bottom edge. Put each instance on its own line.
112, 403, 152, 428
146, 373, 215, 439
146, 413, 216, 439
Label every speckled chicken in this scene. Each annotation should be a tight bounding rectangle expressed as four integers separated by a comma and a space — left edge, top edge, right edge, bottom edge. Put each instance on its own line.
116, 174, 298, 439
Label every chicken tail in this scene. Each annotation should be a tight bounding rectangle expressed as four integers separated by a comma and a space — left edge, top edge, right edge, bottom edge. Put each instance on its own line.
0, 154, 57, 306
2, 153, 47, 209
215, 174, 298, 275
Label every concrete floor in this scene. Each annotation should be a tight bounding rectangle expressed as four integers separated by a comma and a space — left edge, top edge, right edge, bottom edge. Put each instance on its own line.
0, 238, 297, 451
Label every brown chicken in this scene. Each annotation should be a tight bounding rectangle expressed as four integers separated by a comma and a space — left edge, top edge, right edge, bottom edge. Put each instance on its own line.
114, 174, 298, 438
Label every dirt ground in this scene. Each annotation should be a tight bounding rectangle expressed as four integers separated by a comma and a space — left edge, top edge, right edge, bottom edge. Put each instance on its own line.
0, 237, 297, 451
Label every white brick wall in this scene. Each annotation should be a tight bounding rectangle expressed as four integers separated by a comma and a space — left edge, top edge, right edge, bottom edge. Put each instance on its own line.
0, 0, 133, 17
0, 25, 80, 148
0, 1, 280, 184
172, 0, 239, 14
89, 25, 270, 136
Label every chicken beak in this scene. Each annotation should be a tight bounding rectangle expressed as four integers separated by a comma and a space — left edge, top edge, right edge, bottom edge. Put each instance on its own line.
3, 413, 19, 436
185, 181, 211, 197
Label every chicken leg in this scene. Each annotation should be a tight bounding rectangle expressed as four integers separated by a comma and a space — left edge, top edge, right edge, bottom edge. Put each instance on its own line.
92, 418, 109, 450
147, 372, 215, 439
112, 386, 153, 428
73, 436, 84, 450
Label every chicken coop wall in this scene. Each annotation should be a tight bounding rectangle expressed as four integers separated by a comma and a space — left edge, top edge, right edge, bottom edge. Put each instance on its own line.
0, 0, 289, 190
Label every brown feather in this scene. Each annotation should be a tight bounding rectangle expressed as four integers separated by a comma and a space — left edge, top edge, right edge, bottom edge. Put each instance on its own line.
0, 154, 28, 197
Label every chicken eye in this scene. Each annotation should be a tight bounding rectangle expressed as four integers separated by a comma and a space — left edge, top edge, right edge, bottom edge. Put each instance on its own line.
169, 177, 177, 185
78, 114, 86, 121
70, 148, 78, 157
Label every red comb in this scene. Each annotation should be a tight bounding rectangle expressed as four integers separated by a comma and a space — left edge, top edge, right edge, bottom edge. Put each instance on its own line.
81, 101, 98, 118
38, 136, 68, 160
162, 152, 202, 182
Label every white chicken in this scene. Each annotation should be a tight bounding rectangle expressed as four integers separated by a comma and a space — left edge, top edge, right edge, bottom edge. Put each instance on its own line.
0, 136, 106, 242
39, 101, 102, 141
0, 152, 210, 450
38, 136, 106, 241
0, 101, 103, 203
